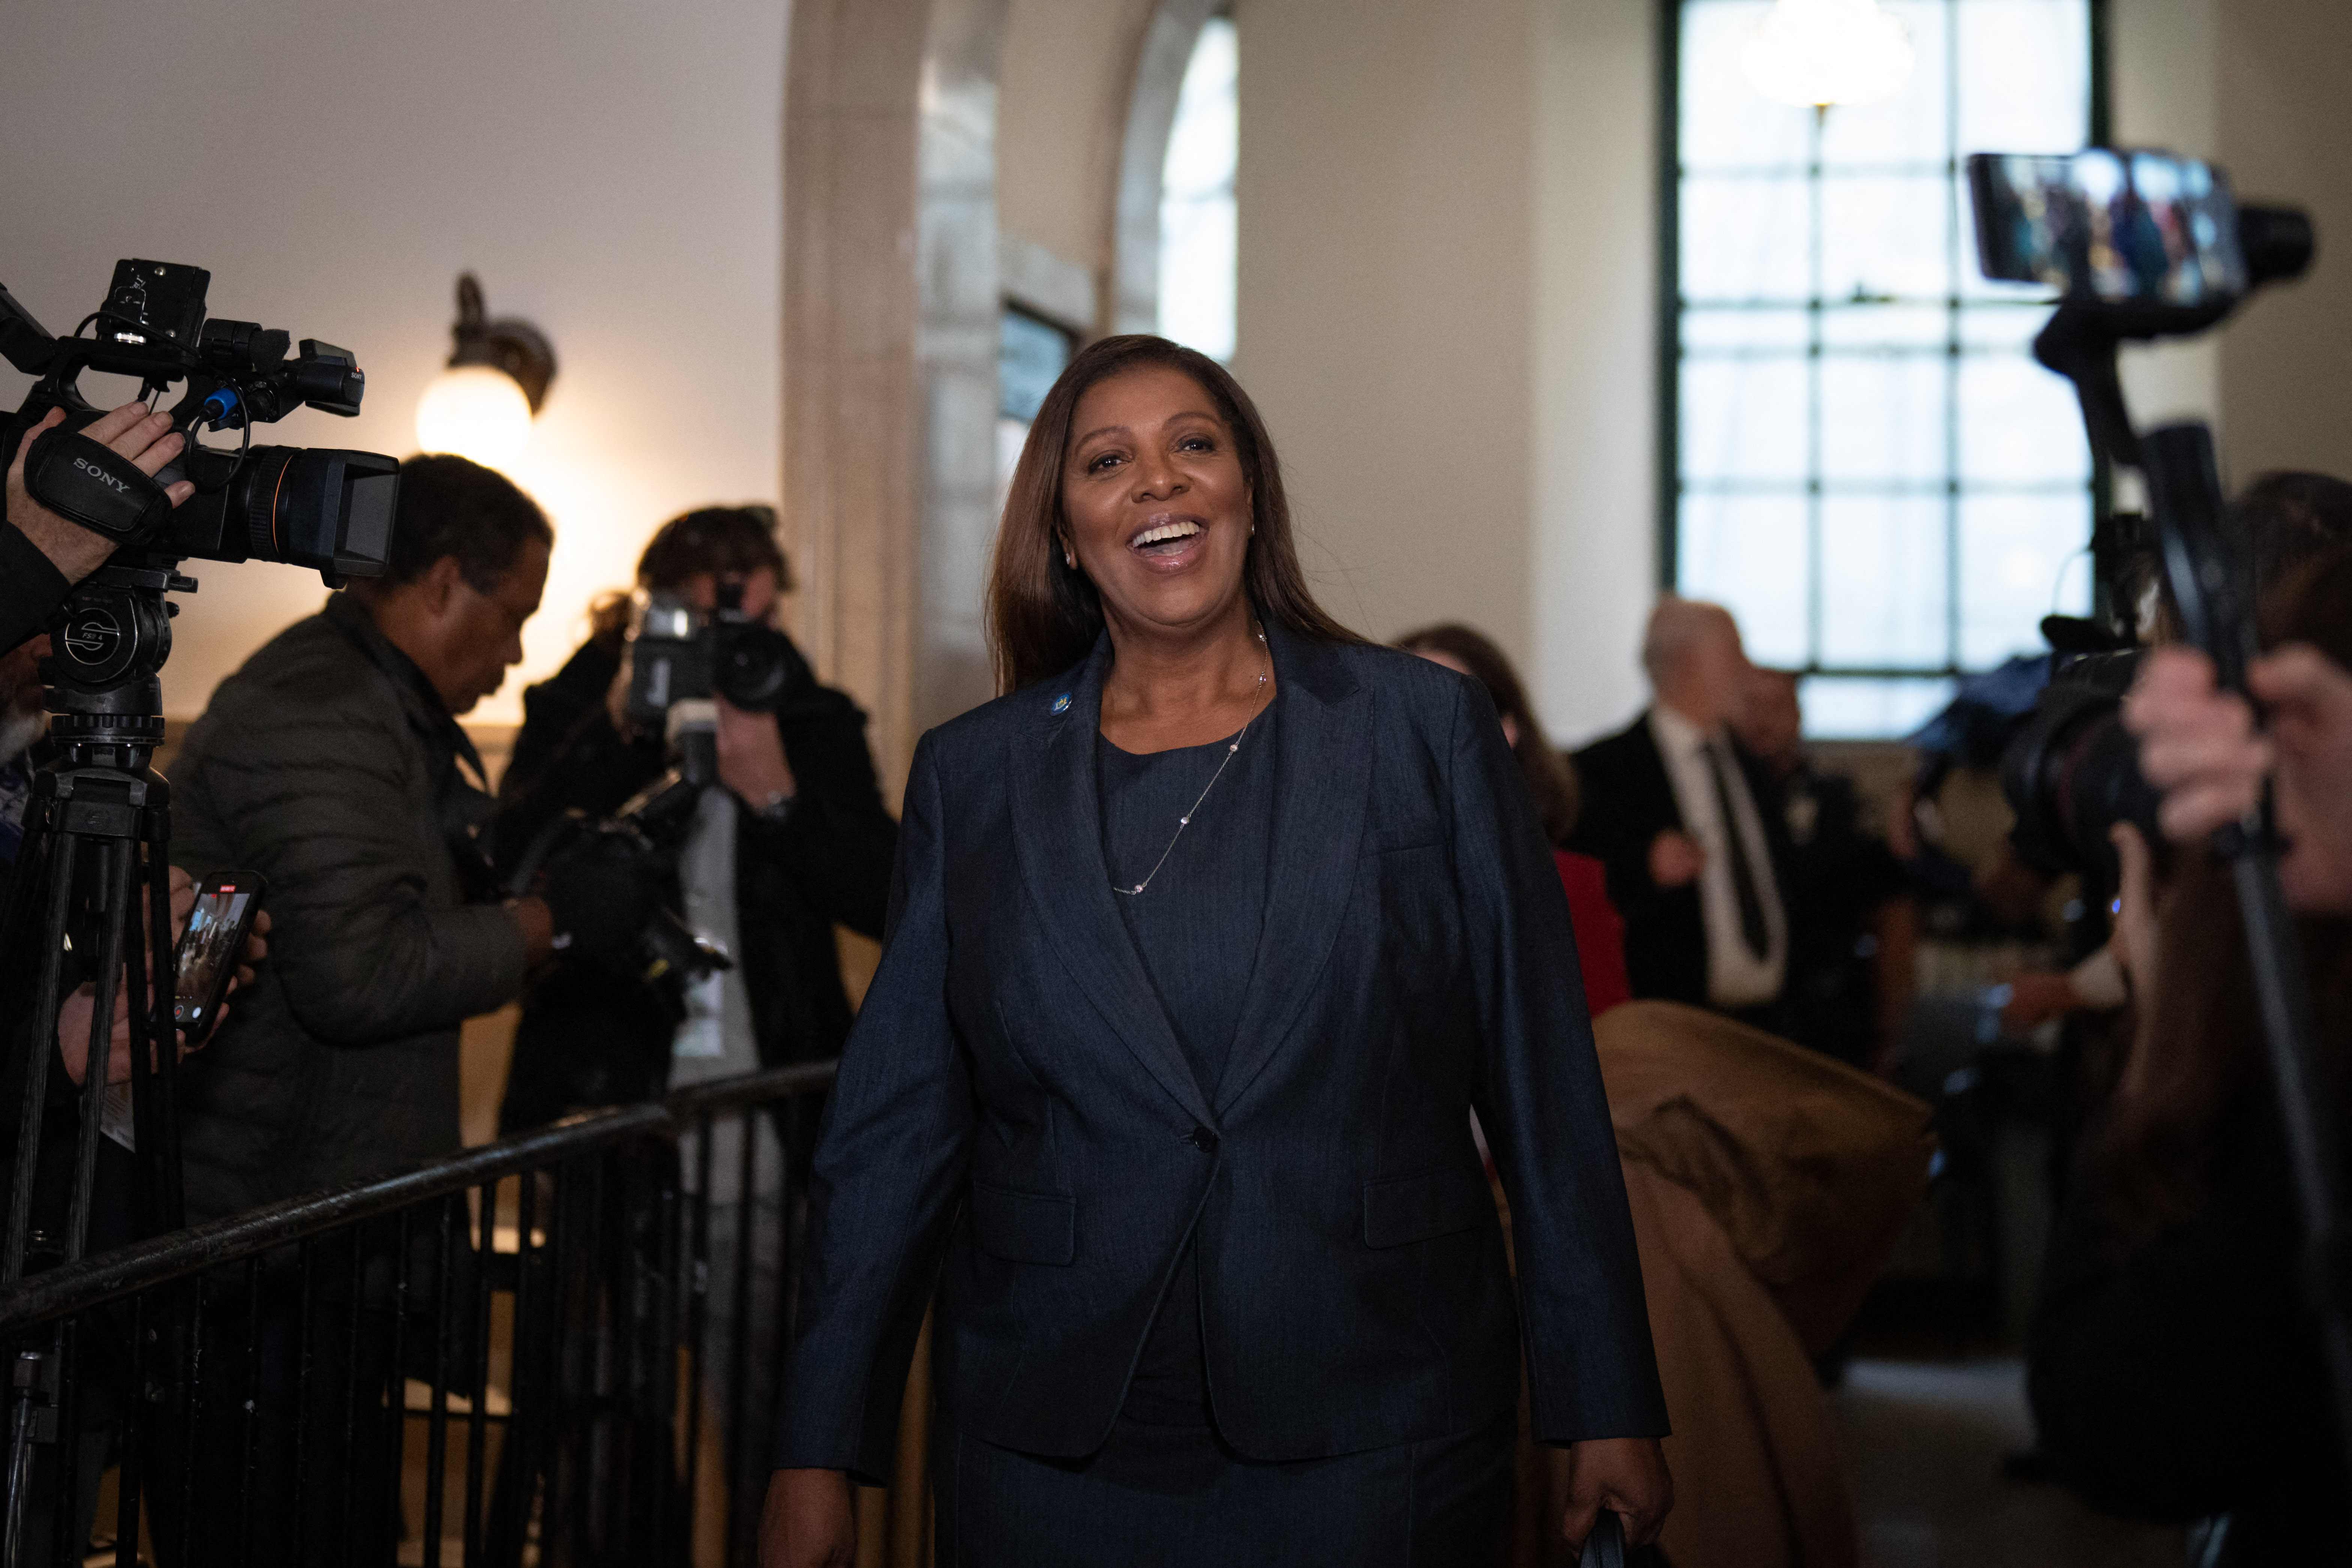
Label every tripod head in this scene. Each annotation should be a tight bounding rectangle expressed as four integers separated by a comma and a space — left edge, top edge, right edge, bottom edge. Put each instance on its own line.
35, 557, 194, 770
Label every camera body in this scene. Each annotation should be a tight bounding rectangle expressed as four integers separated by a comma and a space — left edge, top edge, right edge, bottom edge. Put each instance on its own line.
2001, 648, 2164, 881
623, 583, 811, 734
1, 260, 398, 584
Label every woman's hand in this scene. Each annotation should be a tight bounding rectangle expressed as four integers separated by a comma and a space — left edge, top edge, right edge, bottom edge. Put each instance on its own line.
759, 1468, 856, 1568
1560, 1435, 1672, 1554
2126, 644, 2352, 912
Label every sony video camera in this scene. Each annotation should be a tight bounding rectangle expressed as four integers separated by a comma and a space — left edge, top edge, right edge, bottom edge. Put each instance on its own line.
1, 259, 397, 583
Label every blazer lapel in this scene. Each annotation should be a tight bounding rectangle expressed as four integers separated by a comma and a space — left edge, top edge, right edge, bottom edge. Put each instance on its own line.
1214, 626, 1372, 1115
1008, 638, 1217, 1128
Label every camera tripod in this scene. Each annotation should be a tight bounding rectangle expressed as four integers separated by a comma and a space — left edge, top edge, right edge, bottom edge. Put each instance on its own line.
0, 560, 192, 1567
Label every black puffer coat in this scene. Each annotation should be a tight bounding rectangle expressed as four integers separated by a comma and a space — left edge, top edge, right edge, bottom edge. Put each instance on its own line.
168, 594, 528, 1223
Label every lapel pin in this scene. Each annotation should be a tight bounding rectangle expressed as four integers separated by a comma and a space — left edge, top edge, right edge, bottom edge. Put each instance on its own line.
1052, 693, 1071, 714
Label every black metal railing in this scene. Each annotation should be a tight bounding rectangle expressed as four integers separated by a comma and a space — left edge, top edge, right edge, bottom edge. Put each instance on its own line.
0, 1060, 834, 1568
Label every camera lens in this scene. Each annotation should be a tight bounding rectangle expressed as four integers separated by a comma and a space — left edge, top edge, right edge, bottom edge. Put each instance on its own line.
2002, 651, 2163, 879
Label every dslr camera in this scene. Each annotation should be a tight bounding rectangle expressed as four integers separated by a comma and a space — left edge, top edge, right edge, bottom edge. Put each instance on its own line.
622, 579, 816, 735
502, 584, 814, 986
2, 259, 396, 585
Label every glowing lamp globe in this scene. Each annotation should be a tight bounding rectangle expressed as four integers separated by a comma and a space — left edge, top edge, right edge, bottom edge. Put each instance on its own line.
416, 364, 533, 471
1743, 0, 1916, 109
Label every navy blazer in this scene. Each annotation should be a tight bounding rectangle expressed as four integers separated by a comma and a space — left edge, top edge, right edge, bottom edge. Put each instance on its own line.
775, 626, 1666, 1482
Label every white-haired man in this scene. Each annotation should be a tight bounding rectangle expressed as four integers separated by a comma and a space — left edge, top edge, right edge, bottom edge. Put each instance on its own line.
1567, 598, 1791, 1023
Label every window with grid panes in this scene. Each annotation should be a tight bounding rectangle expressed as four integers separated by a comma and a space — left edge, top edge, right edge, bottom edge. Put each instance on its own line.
1667, 0, 2100, 737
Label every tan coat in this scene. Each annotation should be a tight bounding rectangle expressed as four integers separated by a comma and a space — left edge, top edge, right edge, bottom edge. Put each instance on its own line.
1510, 1002, 1935, 1568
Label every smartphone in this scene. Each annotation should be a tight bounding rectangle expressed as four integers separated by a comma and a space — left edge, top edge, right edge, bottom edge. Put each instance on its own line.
1967, 149, 2246, 309
174, 870, 266, 1044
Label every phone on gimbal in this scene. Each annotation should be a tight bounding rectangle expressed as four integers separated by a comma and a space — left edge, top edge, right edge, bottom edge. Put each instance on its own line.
1969, 149, 2248, 308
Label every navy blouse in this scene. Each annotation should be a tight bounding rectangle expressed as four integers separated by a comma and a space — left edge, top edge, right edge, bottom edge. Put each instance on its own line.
1094, 693, 1280, 1435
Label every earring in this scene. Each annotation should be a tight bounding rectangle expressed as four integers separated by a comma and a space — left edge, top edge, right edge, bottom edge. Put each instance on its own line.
1063, 551, 1076, 569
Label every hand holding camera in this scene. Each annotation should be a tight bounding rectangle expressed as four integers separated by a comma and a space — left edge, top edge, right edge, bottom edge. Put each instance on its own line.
4, 402, 197, 587
538, 829, 672, 968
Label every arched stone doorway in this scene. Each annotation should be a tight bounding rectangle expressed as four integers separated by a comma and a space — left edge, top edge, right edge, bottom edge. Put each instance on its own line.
778, 0, 1210, 803
779, 0, 1009, 801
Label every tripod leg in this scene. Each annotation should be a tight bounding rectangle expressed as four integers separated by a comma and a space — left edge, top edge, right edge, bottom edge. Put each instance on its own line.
67, 839, 139, 1265
3, 832, 78, 1285
126, 828, 183, 1235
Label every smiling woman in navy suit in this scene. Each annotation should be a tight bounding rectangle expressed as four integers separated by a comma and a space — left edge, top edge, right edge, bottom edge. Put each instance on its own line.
762, 335, 1670, 1567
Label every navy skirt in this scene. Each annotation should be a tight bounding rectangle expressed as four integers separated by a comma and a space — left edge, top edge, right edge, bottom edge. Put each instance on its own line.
931, 1410, 1514, 1568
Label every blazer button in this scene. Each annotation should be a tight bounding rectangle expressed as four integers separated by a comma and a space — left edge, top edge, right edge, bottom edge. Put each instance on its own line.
1186, 1126, 1219, 1154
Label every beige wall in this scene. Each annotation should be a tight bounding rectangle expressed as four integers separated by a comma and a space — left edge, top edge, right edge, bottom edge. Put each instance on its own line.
1233, 0, 1657, 746
1234, 0, 1543, 695
2213, 0, 2352, 484
998, 0, 1158, 280
0, 0, 787, 726
2109, 0, 2222, 431
1532, 0, 1659, 746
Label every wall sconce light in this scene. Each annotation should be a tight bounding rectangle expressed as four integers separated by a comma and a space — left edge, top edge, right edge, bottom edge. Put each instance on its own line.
414, 273, 556, 471
1743, 0, 1915, 109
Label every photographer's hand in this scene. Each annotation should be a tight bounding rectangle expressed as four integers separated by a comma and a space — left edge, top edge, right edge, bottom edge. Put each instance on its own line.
6, 405, 196, 580
2127, 644, 2352, 912
717, 697, 797, 814
56, 982, 135, 1087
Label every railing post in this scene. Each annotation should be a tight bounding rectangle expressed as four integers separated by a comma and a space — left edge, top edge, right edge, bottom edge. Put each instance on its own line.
1, 1346, 58, 1568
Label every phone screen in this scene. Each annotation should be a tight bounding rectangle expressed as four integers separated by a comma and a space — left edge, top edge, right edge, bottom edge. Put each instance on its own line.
1970, 150, 2246, 308
175, 883, 254, 1027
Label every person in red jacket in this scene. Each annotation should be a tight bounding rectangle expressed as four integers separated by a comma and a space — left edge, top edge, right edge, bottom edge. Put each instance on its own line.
1400, 624, 1632, 1017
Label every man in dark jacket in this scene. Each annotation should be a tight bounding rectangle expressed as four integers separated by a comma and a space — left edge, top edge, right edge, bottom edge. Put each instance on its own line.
493, 505, 895, 1129
1569, 597, 1795, 1026
168, 455, 642, 1221
160, 456, 662, 1562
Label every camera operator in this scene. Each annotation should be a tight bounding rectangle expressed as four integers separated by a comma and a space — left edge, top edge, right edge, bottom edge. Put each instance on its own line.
164, 454, 640, 1217
156, 454, 668, 1562
1, 404, 196, 655
2025, 548, 2352, 1562
495, 505, 896, 1130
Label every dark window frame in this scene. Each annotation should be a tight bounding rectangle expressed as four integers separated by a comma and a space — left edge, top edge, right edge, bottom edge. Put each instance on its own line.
1654, 0, 2111, 699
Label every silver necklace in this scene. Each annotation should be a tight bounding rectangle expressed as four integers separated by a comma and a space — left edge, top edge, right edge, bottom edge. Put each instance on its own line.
1112, 628, 1272, 897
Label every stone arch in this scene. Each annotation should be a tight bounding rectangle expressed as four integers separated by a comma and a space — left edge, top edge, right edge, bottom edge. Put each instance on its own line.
780, 0, 1010, 798
1110, 0, 1224, 334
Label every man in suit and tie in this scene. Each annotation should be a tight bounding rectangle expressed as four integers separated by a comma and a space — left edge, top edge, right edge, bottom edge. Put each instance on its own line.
1568, 599, 1792, 1027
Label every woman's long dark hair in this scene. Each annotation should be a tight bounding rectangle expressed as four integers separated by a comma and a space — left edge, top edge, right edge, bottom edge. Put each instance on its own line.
2093, 545, 2352, 1242
1397, 622, 1582, 844
986, 335, 1363, 693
